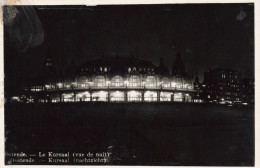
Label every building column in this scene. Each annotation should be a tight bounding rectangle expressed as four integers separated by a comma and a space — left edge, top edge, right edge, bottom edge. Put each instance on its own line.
59, 93, 62, 102
171, 94, 174, 102
74, 92, 77, 102
124, 91, 128, 102
157, 91, 160, 102
47, 94, 51, 103
107, 91, 110, 102
191, 94, 194, 103
90, 92, 92, 102
142, 91, 145, 102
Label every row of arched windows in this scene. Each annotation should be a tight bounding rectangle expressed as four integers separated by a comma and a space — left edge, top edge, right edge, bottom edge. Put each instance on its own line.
41, 75, 193, 90
88, 75, 192, 88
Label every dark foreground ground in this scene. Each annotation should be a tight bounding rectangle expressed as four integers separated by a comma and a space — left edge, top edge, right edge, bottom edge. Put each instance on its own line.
5, 102, 254, 166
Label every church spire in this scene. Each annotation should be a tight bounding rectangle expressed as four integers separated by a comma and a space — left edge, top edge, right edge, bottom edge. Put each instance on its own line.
158, 57, 169, 75
172, 52, 185, 76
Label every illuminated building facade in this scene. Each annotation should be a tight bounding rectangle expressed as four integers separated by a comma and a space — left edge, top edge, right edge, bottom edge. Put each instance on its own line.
12, 53, 201, 103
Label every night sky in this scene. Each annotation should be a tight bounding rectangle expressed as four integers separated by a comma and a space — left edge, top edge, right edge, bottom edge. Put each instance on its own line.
5, 4, 254, 83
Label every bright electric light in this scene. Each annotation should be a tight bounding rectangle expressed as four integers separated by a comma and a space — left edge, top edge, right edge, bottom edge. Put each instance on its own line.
77, 94, 83, 97
171, 82, 176, 87
57, 83, 63, 87
63, 93, 74, 98
128, 91, 141, 97
45, 85, 50, 88
93, 91, 107, 97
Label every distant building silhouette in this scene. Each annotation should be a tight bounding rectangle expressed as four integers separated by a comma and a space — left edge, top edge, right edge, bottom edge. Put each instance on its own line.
240, 78, 254, 105
202, 68, 243, 104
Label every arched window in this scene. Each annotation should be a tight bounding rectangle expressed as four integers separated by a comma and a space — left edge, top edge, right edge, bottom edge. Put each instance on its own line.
76, 91, 91, 102
77, 76, 89, 88
145, 76, 156, 88
128, 67, 131, 72
111, 75, 124, 87
62, 93, 74, 102
162, 77, 170, 88
94, 75, 106, 87
129, 75, 141, 87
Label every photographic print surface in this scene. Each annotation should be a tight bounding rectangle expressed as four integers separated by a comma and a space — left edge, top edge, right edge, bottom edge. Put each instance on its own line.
4, 4, 254, 166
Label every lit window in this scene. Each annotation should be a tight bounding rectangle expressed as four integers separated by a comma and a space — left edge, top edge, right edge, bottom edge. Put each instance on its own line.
104, 67, 107, 72
110, 91, 124, 102
100, 67, 102, 71
160, 92, 171, 101
145, 76, 156, 88
111, 75, 124, 87
162, 77, 170, 88
144, 91, 157, 102
129, 75, 141, 87
94, 75, 106, 87
128, 68, 131, 72
92, 91, 108, 101
128, 91, 142, 102
133, 67, 136, 71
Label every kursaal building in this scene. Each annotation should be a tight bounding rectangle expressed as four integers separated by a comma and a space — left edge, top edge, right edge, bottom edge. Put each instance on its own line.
12, 53, 202, 103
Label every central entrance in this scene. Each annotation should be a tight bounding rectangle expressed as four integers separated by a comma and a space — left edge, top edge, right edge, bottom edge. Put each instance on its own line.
110, 91, 124, 102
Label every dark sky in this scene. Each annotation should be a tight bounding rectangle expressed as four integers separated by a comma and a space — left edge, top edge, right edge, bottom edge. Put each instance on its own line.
6, 4, 255, 82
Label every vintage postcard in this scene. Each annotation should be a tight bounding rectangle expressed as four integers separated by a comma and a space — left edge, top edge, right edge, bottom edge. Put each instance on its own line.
1, 0, 258, 167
